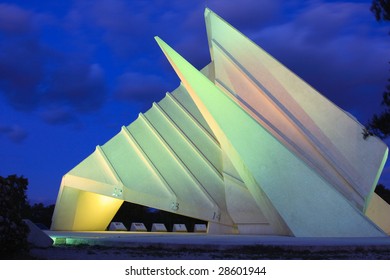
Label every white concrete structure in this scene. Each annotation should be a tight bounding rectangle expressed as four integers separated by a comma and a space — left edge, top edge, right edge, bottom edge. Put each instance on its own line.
194, 224, 207, 233
130, 223, 147, 232
151, 223, 168, 232
51, 8, 389, 237
108, 222, 127, 231
172, 224, 188, 233
365, 193, 390, 235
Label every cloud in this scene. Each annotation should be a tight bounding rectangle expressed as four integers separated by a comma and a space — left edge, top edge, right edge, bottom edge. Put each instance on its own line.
0, 0, 388, 128
251, 1, 390, 121
114, 72, 167, 104
206, 0, 282, 30
291, 1, 369, 43
0, 3, 107, 124
100, 0, 389, 123
0, 3, 33, 34
44, 63, 106, 113
0, 37, 45, 110
0, 124, 28, 143
68, 0, 156, 57
67, 0, 262, 60
162, 0, 283, 68
40, 107, 77, 125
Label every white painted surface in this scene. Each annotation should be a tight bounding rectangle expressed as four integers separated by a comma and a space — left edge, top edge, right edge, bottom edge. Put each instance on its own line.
151, 223, 167, 232
130, 223, 147, 232
109, 222, 127, 231
172, 224, 188, 232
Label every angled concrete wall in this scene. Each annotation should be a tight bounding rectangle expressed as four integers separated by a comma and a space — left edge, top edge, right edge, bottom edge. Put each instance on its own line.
365, 193, 390, 234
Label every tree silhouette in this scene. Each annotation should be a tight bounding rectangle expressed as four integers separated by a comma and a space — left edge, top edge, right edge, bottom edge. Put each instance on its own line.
22, 203, 55, 229
0, 175, 30, 259
371, 0, 390, 21
368, 1, 390, 138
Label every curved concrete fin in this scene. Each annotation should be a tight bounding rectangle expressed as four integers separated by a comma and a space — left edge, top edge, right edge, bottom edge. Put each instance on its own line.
101, 126, 175, 202
161, 90, 221, 170
68, 149, 118, 187
155, 36, 385, 237
171, 83, 218, 143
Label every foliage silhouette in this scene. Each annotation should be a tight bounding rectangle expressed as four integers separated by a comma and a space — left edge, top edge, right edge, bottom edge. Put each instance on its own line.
0, 175, 30, 259
368, 1, 390, 138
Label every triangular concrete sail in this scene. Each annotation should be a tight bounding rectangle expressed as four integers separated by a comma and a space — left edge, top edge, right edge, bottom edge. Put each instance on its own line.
155, 36, 385, 237
204, 8, 388, 211
51, 8, 389, 236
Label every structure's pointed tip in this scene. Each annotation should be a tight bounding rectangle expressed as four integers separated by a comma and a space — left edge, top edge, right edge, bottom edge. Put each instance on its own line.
154, 36, 169, 52
204, 7, 212, 16
154, 37, 181, 68
154, 36, 172, 60
154, 36, 162, 45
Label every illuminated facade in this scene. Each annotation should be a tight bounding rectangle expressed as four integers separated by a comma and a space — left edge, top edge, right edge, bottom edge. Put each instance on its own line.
51, 8, 390, 237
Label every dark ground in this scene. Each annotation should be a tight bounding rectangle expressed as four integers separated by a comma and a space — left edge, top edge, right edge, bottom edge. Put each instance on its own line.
28, 243, 390, 260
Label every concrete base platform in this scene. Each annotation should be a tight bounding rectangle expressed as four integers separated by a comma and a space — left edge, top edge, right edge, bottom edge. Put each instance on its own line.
46, 231, 390, 249
28, 231, 390, 259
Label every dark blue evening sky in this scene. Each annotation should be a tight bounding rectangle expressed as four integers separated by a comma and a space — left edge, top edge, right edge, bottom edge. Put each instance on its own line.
0, 0, 389, 204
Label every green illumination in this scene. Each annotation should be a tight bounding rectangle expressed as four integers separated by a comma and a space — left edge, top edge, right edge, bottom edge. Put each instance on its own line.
52, 237, 67, 246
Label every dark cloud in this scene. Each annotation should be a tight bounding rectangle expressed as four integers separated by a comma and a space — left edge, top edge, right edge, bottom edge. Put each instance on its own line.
0, 3, 33, 34
66, 1, 212, 60
0, 3, 107, 124
0, 0, 388, 128
205, 0, 282, 30
159, 0, 283, 68
114, 72, 168, 104
40, 107, 77, 125
292, 2, 369, 43
99, 0, 389, 123
68, 0, 156, 57
0, 37, 45, 110
0, 124, 28, 143
251, 1, 390, 122
44, 63, 106, 113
